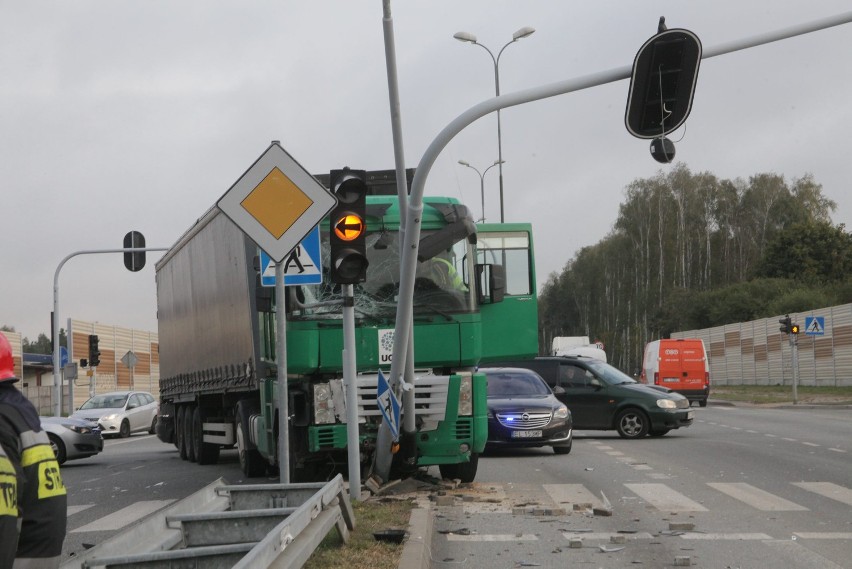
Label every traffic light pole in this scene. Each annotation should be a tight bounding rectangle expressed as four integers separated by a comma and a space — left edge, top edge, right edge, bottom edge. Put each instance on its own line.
791, 335, 799, 405
52, 247, 167, 417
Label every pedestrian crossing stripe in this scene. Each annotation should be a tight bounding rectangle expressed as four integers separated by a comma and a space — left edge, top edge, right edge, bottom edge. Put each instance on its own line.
260, 226, 322, 287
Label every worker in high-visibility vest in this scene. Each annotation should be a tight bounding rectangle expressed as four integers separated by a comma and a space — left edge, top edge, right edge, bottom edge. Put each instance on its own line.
0, 332, 67, 569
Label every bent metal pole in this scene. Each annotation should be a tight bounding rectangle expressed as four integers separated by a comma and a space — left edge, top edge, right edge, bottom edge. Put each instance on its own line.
52, 247, 167, 417
389, 10, 852, 383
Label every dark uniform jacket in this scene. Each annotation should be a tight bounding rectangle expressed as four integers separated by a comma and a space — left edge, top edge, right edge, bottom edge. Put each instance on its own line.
0, 385, 67, 569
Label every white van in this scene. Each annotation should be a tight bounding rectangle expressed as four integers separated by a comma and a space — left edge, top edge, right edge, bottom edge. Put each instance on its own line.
641, 339, 710, 406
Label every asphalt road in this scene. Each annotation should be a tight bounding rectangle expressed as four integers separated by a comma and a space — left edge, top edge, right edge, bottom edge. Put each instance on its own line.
59, 433, 277, 564
55, 405, 851, 568
430, 405, 852, 569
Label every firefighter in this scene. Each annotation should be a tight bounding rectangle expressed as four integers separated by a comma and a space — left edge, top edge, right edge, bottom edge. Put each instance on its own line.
0, 332, 67, 568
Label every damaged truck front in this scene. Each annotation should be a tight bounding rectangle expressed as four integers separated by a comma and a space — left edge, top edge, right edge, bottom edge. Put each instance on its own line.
155, 184, 538, 483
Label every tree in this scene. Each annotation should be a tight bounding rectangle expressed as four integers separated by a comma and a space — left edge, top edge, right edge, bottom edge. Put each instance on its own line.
755, 222, 852, 283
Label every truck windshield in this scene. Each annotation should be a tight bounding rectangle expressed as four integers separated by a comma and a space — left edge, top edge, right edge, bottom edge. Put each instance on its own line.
288, 230, 476, 321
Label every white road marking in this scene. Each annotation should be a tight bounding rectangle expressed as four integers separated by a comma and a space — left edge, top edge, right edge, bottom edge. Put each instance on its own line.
71, 500, 175, 532
794, 532, 852, 540
765, 540, 846, 568
562, 532, 654, 540
624, 483, 708, 512
707, 483, 808, 511
679, 532, 772, 540
445, 533, 538, 542
828, 448, 846, 453
67, 504, 94, 516
543, 484, 605, 510
792, 482, 852, 507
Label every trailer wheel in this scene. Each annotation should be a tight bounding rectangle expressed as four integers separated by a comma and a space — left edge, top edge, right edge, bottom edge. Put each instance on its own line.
235, 401, 266, 477
193, 407, 220, 465
184, 404, 197, 462
176, 406, 187, 460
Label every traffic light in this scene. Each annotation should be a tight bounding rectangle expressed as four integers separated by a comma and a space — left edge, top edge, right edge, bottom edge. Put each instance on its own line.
625, 26, 702, 139
328, 168, 369, 284
88, 334, 101, 367
123, 230, 146, 272
779, 315, 792, 334
790, 323, 800, 335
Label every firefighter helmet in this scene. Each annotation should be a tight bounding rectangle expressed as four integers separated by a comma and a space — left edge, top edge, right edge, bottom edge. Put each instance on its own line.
0, 332, 20, 383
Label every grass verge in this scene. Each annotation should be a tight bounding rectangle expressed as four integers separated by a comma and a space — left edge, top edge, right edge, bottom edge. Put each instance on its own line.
303, 496, 416, 569
712, 385, 852, 404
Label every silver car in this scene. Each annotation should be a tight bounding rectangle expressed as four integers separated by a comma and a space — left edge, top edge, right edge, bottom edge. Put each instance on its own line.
40, 416, 104, 465
71, 391, 159, 438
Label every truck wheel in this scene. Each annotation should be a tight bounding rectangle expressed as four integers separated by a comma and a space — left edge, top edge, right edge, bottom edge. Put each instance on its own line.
193, 407, 220, 465
184, 404, 196, 462
699, 399, 708, 408
235, 401, 266, 477
176, 406, 187, 459
616, 408, 649, 439
439, 453, 478, 483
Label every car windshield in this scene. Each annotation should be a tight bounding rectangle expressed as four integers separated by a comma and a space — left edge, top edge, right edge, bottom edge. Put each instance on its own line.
586, 361, 637, 386
485, 371, 551, 397
80, 394, 128, 409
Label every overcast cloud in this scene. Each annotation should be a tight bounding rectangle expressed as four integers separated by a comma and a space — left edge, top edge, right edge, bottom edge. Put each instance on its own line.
3, 1, 852, 341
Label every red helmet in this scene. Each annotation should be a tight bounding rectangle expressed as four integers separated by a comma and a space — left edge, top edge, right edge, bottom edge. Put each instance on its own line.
0, 332, 20, 383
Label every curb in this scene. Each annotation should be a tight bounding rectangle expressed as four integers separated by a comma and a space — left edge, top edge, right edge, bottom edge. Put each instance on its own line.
397, 503, 433, 569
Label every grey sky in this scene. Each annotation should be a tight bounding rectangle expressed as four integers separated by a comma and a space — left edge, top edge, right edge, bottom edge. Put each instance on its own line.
3, 1, 852, 341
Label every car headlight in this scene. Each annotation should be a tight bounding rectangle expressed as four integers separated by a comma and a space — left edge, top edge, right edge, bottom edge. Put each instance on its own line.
103, 414, 120, 421
62, 423, 94, 434
554, 405, 570, 419
656, 399, 677, 409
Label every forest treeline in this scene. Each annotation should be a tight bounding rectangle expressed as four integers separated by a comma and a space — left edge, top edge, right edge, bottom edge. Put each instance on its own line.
538, 163, 852, 372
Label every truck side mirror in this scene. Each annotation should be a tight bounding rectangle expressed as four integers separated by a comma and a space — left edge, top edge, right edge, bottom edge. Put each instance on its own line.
474, 263, 505, 304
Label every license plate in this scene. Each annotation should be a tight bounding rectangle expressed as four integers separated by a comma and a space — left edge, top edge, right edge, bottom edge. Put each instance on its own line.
512, 430, 542, 438
663, 377, 678, 383
686, 410, 694, 420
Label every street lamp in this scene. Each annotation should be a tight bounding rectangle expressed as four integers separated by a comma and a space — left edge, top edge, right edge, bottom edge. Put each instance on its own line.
454, 26, 535, 222
458, 159, 504, 223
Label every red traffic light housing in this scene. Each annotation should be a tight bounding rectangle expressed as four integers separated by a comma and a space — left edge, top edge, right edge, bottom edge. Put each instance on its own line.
625, 26, 701, 140
329, 168, 369, 284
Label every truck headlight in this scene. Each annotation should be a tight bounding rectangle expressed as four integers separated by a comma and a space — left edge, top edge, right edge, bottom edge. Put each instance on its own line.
458, 376, 472, 416
656, 399, 677, 409
313, 383, 335, 424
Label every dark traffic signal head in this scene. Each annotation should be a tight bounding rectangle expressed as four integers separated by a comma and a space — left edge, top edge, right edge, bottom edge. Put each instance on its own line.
328, 168, 369, 284
779, 315, 792, 334
626, 27, 702, 139
88, 334, 101, 367
123, 230, 146, 272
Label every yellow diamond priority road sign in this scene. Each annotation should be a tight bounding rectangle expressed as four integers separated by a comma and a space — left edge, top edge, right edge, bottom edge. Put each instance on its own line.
217, 142, 337, 263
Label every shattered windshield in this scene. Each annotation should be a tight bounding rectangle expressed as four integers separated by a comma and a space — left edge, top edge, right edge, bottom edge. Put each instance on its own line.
287, 230, 475, 321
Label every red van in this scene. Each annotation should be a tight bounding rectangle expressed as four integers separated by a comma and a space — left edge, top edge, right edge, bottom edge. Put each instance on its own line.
641, 339, 710, 407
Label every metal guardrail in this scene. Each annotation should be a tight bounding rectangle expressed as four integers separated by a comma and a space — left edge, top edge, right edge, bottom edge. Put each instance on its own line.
61, 474, 355, 569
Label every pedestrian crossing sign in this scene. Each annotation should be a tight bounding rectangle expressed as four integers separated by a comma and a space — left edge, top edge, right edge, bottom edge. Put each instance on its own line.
804, 316, 825, 336
377, 369, 400, 441
260, 226, 322, 286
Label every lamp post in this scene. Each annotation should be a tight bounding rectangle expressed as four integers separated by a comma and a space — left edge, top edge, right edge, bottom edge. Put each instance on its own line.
458, 159, 503, 223
454, 26, 535, 222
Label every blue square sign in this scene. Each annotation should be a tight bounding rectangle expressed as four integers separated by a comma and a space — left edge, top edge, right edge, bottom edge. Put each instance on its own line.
260, 227, 322, 287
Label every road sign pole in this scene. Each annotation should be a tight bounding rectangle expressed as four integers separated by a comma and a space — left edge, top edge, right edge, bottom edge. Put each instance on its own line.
791, 335, 799, 405
276, 261, 290, 483
342, 284, 361, 500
